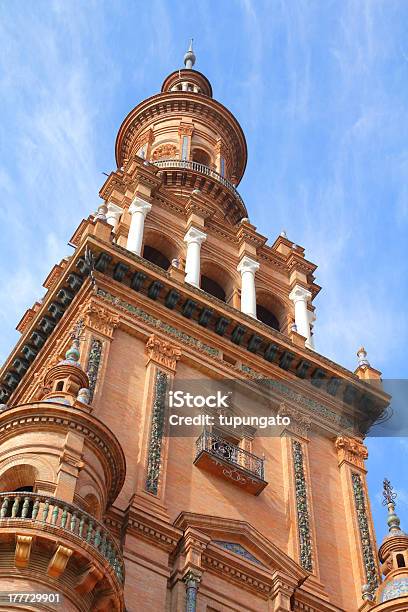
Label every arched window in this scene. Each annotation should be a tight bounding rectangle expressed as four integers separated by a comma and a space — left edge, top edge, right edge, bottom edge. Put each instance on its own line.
256, 304, 280, 331
143, 245, 170, 270
201, 275, 226, 302
192, 148, 211, 167
0, 465, 37, 493
397, 554, 406, 568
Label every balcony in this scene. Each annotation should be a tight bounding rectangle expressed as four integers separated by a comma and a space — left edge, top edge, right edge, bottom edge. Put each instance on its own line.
194, 430, 267, 495
152, 159, 247, 222
0, 492, 124, 610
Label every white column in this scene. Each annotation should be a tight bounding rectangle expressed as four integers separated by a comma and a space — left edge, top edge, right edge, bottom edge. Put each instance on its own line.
106, 202, 123, 232
127, 197, 152, 256
184, 227, 207, 287
307, 310, 316, 349
237, 256, 259, 318
289, 285, 313, 349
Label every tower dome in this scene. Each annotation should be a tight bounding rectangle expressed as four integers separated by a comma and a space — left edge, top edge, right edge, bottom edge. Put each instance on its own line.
115, 42, 248, 223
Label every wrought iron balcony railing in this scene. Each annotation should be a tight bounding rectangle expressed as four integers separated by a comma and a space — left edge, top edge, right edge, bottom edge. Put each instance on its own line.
195, 430, 265, 482
152, 159, 245, 210
0, 492, 124, 583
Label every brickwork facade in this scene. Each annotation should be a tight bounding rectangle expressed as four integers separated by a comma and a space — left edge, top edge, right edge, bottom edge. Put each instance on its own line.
0, 48, 402, 612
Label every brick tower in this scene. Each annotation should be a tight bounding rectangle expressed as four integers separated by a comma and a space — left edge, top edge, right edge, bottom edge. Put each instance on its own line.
0, 43, 401, 611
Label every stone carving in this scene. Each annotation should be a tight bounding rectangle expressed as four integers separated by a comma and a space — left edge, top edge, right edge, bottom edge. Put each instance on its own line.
351, 472, 378, 590
145, 334, 181, 372
86, 338, 103, 401
281, 402, 312, 438
292, 439, 313, 572
145, 370, 168, 495
335, 436, 368, 469
152, 144, 177, 160
47, 544, 73, 578
80, 302, 120, 338
15, 534, 33, 568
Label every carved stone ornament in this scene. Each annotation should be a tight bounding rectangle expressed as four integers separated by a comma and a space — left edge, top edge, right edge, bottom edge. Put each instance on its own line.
280, 402, 312, 438
145, 334, 181, 372
178, 123, 194, 137
80, 302, 120, 338
15, 534, 33, 568
335, 436, 368, 469
152, 143, 178, 160
47, 544, 73, 578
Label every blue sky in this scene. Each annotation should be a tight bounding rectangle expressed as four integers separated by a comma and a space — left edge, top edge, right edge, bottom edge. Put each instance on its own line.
0, 1, 407, 544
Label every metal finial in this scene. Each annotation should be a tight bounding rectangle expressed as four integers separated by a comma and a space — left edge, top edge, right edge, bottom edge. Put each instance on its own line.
280, 230, 287, 238
382, 478, 397, 506
184, 38, 196, 69
382, 478, 406, 536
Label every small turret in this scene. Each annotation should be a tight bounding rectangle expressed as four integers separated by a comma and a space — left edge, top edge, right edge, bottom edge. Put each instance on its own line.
40, 324, 89, 405
375, 479, 408, 605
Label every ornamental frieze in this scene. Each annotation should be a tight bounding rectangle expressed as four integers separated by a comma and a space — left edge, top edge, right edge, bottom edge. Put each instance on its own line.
145, 334, 181, 372
96, 288, 219, 357
335, 436, 368, 469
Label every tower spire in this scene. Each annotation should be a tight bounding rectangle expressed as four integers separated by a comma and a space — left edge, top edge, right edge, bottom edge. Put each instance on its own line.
184, 38, 196, 69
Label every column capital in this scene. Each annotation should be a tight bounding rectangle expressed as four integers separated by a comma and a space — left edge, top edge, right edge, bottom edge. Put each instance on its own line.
106, 201, 122, 214
237, 255, 260, 275
183, 568, 202, 587
184, 226, 207, 245
289, 284, 312, 303
129, 197, 152, 216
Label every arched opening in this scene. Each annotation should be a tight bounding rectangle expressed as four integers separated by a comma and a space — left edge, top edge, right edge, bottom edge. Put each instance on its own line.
143, 245, 170, 270
192, 148, 211, 167
201, 275, 226, 302
0, 465, 37, 493
142, 231, 180, 272
257, 304, 280, 331
397, 554, 406, 568
200, 260, 236, 306
84, 493, 101, 520
256, 292, 288, 334
56, 380, 64, 392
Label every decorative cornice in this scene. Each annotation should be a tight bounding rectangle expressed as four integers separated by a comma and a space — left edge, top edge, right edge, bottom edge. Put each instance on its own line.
145, 334, 181, 372
201, 552, 272, 597
335, 436, 368, 469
